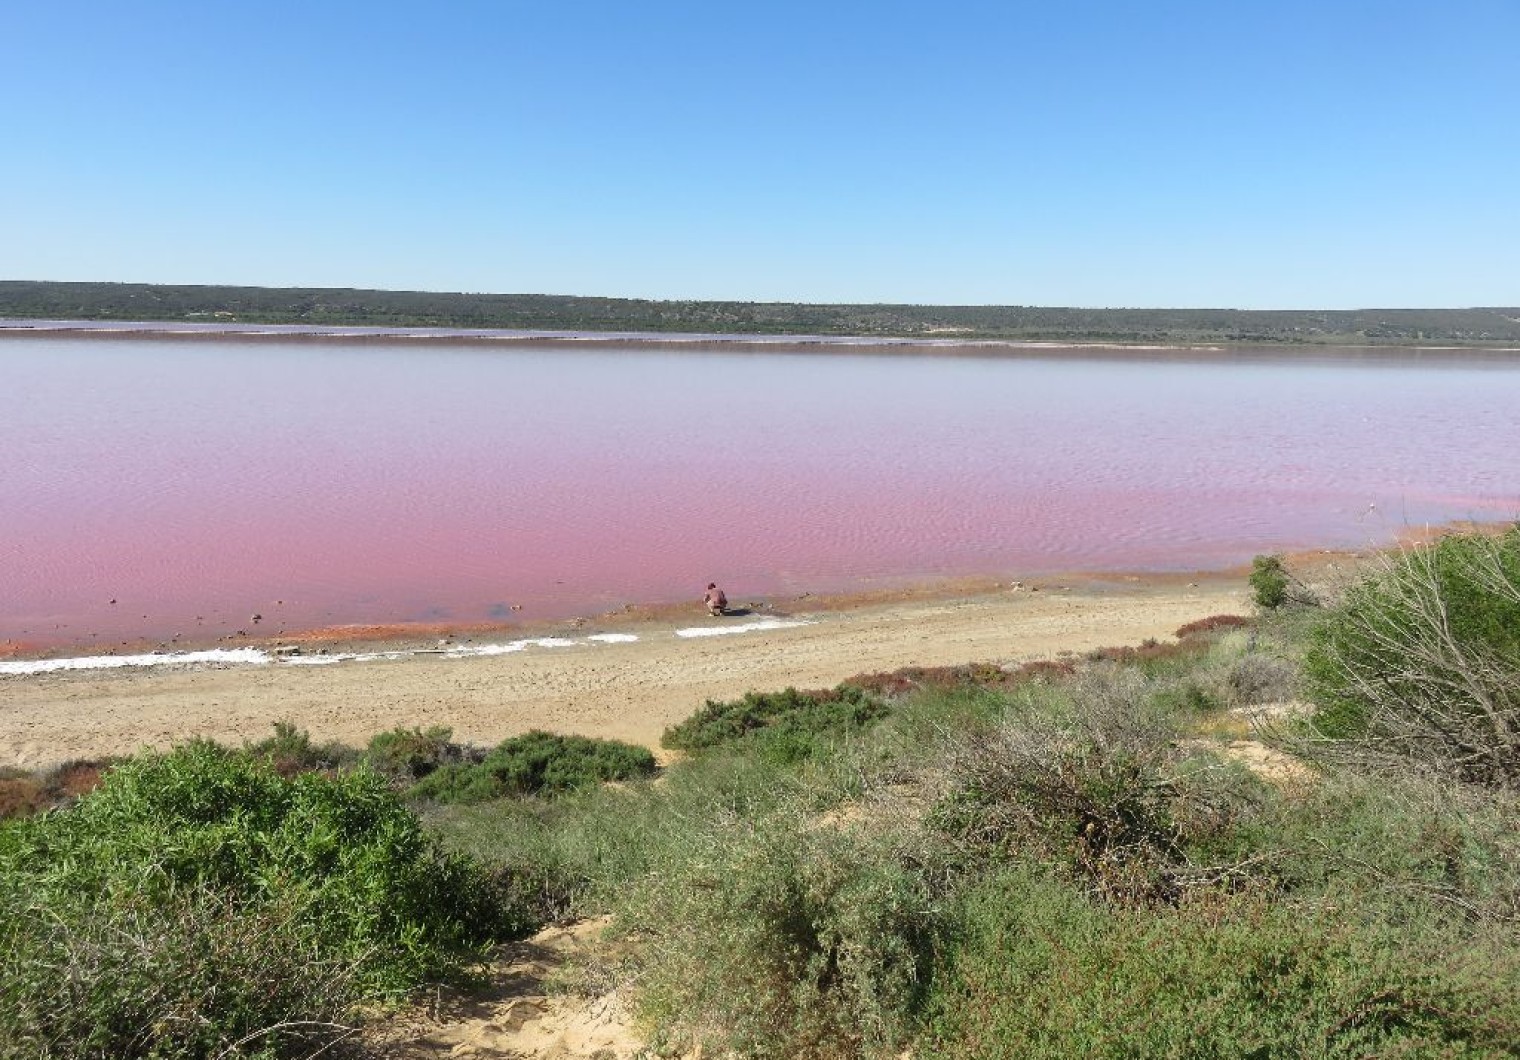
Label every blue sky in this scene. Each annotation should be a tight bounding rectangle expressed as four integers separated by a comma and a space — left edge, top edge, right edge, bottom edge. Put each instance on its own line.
4, 1, 1516, 307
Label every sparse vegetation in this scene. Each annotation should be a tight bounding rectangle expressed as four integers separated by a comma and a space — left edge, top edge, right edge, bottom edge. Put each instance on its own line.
416, 587, 1520, 1057
9, 534, 1520, 1056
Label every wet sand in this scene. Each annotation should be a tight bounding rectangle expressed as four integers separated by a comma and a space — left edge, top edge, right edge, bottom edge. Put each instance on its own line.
0, 572, 1248, 770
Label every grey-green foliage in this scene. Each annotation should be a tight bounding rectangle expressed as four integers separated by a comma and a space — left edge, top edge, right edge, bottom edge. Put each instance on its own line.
921, 868, 1520, 1060
616, 805, 938, 1060
1303, 528, 1520, 785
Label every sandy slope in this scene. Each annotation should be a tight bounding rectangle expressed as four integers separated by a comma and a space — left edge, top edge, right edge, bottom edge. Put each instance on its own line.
0, 577, 1246, 769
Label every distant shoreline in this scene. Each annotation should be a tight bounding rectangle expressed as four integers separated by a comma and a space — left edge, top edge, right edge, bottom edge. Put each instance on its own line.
3, 280, 1518, 349
4, 318, 1519, 357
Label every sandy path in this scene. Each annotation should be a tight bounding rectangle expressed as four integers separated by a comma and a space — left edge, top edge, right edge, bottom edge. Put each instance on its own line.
0, 580, 1245, 769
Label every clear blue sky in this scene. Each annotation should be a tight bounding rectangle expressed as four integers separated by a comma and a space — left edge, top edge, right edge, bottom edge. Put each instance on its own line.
4, 1, 1516, 308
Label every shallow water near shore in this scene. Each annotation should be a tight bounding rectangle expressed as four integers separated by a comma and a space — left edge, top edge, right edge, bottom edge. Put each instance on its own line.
4, 335, 1517, 649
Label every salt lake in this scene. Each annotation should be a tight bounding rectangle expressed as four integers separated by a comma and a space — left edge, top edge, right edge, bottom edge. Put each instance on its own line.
3, 333, 1517, 648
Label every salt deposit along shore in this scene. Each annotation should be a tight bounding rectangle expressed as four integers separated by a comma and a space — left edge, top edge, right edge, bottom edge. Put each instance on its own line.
0, 572, 1246, 770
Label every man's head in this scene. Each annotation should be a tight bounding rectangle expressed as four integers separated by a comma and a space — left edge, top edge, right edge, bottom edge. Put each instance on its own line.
707, 583, 717, 590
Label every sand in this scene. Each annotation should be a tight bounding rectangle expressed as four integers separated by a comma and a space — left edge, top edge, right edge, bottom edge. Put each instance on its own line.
0, 573, 1248, 770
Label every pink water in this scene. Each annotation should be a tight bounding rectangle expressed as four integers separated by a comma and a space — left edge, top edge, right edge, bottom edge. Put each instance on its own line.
4, 336, 1517, 648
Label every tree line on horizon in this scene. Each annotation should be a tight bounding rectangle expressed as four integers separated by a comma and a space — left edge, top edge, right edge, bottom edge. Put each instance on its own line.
3, 280, 1519, 347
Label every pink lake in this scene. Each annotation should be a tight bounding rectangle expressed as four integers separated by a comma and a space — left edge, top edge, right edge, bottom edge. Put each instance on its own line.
3, 335, 1518, 648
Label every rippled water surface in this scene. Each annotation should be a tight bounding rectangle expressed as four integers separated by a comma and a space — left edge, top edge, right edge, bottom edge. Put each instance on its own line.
4, 337, 1517, 646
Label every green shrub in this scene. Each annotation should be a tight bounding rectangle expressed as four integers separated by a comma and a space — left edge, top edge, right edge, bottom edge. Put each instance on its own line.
927, 666, 1268, 904
423, 739, 816, 927
620, 811, 938, 1059
1250, 553, 1291, 609
662, 686, 888, 764
245, 721, 359, 776
921, 869, 1520, 1059
1262, 768, 1520, 923
1302, 528, 1520, 784
364, 724, 477, 782
0, 742, 516, 1058
409, 730, 656, 804
0, 888, 354, 1060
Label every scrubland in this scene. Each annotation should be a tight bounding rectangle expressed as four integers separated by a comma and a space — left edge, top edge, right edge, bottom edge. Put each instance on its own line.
4, 528, 1520, 1058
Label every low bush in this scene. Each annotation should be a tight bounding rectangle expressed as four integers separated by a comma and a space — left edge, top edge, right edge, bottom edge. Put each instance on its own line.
619, 809, 939, 1059
425, 741, 816, 920
365, 724, 481, 783
845, 662, 1021, 698
1223, 649, 1298, 706
1302, 528, 1520, 785
921, 869, 1520, 1059
662, 686, 888, 764
1084, 636, 1209, 673
1251, 553, 1292, 609
1265, 769, 1520, 924
0, 770, 44, 820
245, 720, 358, 776
409, 731, 656, 804
0, 888, 356, 1060
0, 741, 516, 1058
0, 759, 117, 820
928, 666, 1267, 904
1175, 613, 1253, 638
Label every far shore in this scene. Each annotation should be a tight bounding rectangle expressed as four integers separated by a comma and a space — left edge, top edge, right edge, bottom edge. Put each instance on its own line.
4, 317, 1519, 357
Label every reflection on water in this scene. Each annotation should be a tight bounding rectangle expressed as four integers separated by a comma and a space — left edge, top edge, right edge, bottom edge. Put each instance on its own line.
3, 336, 1517, 646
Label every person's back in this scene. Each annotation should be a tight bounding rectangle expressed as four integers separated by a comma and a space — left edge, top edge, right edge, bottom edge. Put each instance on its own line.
703, 582, 727, 616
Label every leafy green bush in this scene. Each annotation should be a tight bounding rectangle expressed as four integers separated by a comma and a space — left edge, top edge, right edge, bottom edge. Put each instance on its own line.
1302, 528, 1520, 784
922, 869, 1520, 1059
1250, 553, 1291, 609
0, 741, 515, 1059
409, 731, 656, 804
662, 686, 888, 764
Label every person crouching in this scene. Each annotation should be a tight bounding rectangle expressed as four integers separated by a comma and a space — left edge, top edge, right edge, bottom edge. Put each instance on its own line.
703, 582, 728, 617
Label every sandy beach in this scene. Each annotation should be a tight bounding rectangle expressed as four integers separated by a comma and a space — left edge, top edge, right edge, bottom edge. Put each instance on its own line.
0, 573, 1248, 770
